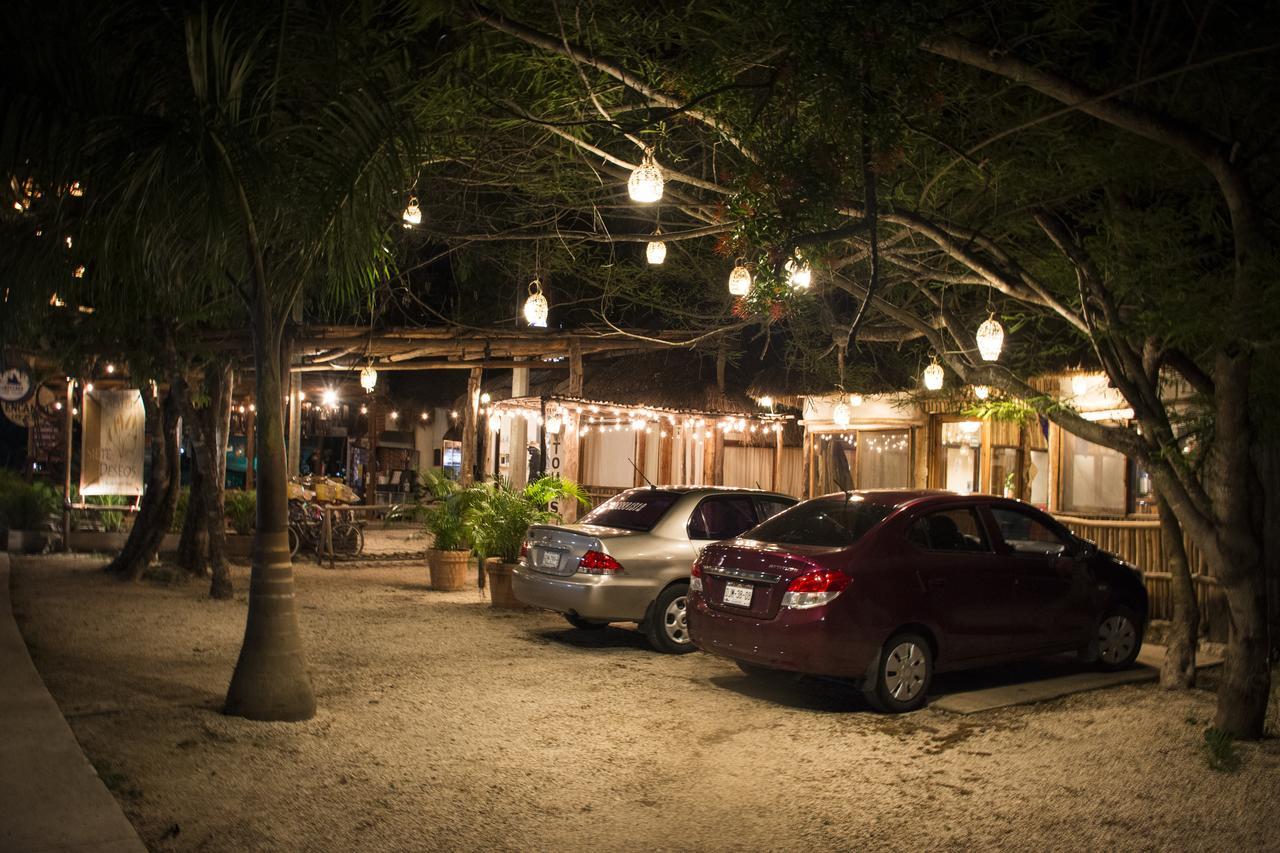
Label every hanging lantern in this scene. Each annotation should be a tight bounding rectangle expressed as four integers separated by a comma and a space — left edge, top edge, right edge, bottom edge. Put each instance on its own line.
646, 233, 667, 265
849, 393, 864, 407
975, 313, 1004, 362
524, 279, 549, 327
627, 152, 664, 203
728, 264, 752, 296
923, 360, 945, 391
1071, 374, 1091, 396
321, 388, 338, 408
832, 399, 852, 427
360, 365, 378, 392
785, 254, 812, 290
402, 195, 422, 227
973, 385, 990, 400
545, 413, 563, 434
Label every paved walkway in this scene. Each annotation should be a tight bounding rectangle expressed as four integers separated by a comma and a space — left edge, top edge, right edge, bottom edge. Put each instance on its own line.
0, 553, 146, 853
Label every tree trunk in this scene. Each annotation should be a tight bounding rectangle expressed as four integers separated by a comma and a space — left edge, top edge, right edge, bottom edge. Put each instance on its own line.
177, 442, 208, 576
223, 291, 315, 721
107, 380, 184, 581
204, 363, 234, 600
1156, 491, 1197, 689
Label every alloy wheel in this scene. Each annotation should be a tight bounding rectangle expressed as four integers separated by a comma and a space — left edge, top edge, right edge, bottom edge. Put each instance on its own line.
883, 641, 927, 702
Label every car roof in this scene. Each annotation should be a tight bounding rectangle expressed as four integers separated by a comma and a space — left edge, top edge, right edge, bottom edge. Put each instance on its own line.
622, 485, 793, 497
811, 489, 986, 510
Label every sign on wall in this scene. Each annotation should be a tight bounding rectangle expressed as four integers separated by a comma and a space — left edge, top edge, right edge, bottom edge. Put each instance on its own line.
81, 388, 145, 496
0, 362, 34, 404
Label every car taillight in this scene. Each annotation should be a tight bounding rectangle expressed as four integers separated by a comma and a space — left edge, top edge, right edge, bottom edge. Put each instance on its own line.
578, 550, 623, 574
690, 555, 704, 592
781, 569, 850, 609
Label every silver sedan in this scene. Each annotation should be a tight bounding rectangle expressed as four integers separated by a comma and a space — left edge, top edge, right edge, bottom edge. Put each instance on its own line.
513, 486, 796, 653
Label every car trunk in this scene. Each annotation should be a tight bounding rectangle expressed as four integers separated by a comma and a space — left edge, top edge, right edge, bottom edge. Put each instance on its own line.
524, 524, 635, 577
701, 541, 849, 620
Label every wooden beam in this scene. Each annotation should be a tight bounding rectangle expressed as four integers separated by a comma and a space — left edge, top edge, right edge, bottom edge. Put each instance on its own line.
568, 338, 583, 396
772, 426, 783, 492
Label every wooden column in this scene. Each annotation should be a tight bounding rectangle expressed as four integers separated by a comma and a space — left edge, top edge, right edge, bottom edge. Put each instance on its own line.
772, 426, 783, 492
658, 426, 674, 484
509, 367, 529, 486
634, 428, 647, 486
559, 412, 581, 522
802, 431, 813, 499
460, 367, 482, 486
568, 339, 583, 396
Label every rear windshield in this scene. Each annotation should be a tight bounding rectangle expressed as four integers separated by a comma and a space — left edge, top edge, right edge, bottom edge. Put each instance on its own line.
747, 497, 891, 547
579, 489, 681, 532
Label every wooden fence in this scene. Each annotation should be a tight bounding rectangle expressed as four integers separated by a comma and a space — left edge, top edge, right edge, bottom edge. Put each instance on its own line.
1054, 514, 1228, 640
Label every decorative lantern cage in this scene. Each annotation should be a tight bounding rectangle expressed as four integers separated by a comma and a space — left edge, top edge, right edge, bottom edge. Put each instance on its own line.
402, 195, 422, 227
923, 360, 945, 391
832, 399, 852, 427
849, 393, 864, 407
627, 153, 664, 203
523, 279, 549, 328
646, 233, 667, 265
973, 384, 990, 400
728, 264, 752, 296
785, 254, 812, 290
975, 313, 1004, 362
359, 365, 378, 392
545, 413, 563, 434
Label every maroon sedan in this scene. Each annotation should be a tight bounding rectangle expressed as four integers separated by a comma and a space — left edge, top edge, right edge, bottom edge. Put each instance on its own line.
688, 490, 1148, 713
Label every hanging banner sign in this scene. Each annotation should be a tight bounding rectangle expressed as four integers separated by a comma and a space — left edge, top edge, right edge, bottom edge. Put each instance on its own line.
0, 362, 34, 403
81, 388, 146, 496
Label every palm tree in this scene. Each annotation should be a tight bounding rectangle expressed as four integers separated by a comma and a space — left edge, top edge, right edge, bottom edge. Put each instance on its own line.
2, 2, 426, 720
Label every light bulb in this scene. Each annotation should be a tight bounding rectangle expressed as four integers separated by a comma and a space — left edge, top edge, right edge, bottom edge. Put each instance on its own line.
524, 279, 549, 327
785, 255, 811, 289
758, 395, 773, 409
849, 393, 864, 407
974, 385, 990, 400
360, 366, 378, 392
546, 414, 562, 434
833, 401, 851, 427
322, 389, 338, 408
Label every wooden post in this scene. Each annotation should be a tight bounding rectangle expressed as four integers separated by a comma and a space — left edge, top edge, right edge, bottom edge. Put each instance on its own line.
62, 379, 73, 551
509, 367, 529, 486
634, 427, 647, 486
245, 407, 256, 490
559, 411, 582, 522
568, 338, 583, 397
366, 397, 380, 505
802, 431, 813, 500
460, 367, 481, 486
713, 429, 725, 486
658, 425, 674, 484
772, 425, 783, 492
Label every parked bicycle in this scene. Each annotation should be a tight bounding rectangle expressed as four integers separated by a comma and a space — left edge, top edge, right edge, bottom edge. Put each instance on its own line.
288, 499, 364, 559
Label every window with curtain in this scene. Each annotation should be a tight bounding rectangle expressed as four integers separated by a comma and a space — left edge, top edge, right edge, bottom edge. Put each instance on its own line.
856, 430, 910, 488
1061, 432, 1126, 514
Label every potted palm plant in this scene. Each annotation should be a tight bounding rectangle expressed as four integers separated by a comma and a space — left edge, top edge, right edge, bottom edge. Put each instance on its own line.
421, 469, 473, 591
468, 475, 588, 609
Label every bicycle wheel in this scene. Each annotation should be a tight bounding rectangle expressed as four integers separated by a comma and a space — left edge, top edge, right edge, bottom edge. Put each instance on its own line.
333, 523, 364, 556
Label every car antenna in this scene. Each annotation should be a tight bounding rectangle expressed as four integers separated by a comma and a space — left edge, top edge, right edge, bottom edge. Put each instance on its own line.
627, 457, 655, 488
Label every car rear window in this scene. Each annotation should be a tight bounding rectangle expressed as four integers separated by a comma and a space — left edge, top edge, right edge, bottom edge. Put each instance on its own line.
747, 496, 892, 547
579, 489, 681, 532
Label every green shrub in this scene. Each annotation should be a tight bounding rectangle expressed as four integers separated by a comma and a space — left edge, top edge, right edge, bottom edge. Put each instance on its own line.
224, 490, 256, 535
0, 470, 62, 530
420, 468, 472, 552
87, 494, 128, 532
466, 476, 588, 563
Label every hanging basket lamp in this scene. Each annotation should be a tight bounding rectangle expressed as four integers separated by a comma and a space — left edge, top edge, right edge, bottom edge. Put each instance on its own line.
923, 359, 945, 391
785, 253, 812, 290
402, 195, 422, 227
728, 263, 752, 296
524, 278, 549, 328
976, 313, 1004, 362
627, 152, 664, 203
360, 365, 378, 393
832, 397, 852, 427
646, 229, 667, 265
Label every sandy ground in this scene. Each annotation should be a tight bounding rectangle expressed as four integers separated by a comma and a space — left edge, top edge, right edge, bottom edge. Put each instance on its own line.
10, 553, 1280, 853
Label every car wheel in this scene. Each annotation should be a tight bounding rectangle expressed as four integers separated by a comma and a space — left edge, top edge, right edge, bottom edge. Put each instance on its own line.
1092, 606, 1142, 671
564, 614, 608, 630
645, 582, 696, 654
862, 631, 932, 713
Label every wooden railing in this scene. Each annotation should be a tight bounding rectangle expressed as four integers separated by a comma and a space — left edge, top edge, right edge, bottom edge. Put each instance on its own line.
1054, 514, 1226, 640
584, 485, 627, 507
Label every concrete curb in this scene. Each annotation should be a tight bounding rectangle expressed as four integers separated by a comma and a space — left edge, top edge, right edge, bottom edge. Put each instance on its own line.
0, 554, 147, 853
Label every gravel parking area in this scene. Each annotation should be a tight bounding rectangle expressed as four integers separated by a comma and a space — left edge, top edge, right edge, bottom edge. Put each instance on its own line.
10, 554, 1280, 852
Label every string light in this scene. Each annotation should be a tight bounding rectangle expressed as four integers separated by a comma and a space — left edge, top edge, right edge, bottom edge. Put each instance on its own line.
728, 264, 751, 296
524, 279, 549, 327
389, 410, 399, 421
627, 151, 664, 203
402, 195, 422, 227
976, 313, 1005, 361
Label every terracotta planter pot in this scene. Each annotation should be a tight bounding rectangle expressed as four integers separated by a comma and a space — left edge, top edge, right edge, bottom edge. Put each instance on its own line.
484, 558, 529, 609
427, 549, 471, 591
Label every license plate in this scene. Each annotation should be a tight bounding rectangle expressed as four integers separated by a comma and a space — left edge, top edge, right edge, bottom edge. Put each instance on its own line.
723, 582, 753, 607
539, 549, 561, 568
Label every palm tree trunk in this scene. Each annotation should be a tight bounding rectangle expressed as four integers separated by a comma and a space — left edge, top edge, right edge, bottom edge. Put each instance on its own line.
1156, 491, 1197, 689
223, 288, 315, 720
177, 445, 208, 576
206, 362, 234, 600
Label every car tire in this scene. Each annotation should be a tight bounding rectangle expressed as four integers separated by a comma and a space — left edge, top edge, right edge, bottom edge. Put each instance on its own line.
1090, 605, 1143, 671
645, 582, 696, 655
862, 631, 932, 713
564, 614, 608, 630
